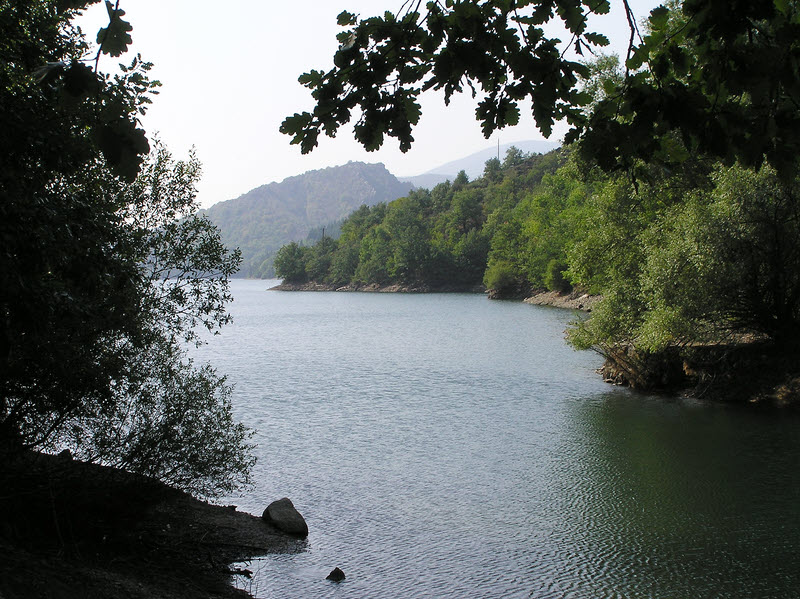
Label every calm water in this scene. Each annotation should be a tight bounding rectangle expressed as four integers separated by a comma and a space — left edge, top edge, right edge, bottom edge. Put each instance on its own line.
193, 280, 800, 599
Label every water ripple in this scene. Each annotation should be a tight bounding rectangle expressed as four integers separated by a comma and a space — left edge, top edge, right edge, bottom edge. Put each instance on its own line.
192, 282, 800, 599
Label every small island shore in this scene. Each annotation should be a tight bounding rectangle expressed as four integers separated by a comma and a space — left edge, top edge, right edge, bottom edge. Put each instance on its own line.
0, 451, 304, 599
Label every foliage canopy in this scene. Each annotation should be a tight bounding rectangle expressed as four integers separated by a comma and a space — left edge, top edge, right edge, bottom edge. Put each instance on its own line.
274, 148, 570, 292
281, 0, 800, 176
1, 0, 251, 496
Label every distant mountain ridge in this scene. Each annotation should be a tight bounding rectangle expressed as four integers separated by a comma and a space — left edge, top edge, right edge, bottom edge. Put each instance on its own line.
205, 140, 560, 279
204, 162, 412, 278
399, 140, 560, 188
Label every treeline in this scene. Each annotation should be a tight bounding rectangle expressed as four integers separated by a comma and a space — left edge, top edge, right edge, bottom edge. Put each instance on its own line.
275, 147, 569, 291
276, 146, 800, 363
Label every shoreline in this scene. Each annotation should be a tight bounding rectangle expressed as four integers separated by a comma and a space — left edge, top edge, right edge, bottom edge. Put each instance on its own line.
523, 289, 600, 311
271, 281, 486, 293
270, 281, 799, 405
0, 451, 304, 599
269, 281, 602, 311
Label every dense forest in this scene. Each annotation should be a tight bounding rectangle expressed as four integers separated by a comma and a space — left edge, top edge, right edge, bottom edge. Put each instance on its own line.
275, 146, 565, 291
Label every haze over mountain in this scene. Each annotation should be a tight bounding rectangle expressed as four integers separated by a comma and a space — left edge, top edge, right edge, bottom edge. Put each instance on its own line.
398, 139, 560, 188
204, 140, 557, 278
203, 162, 412, 278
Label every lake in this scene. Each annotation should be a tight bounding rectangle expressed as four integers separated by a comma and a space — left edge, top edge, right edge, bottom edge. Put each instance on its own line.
193, 279, 800, 599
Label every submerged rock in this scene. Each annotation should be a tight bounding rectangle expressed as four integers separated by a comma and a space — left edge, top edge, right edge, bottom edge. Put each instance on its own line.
261, 498, 308, 538
326, 567, 346, 582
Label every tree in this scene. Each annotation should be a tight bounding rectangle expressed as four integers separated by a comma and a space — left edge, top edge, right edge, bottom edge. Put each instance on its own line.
2, 0, 151, 450
274, 241, 309, 282
579, 0, 800, 175
63, 318, 254, 499
635, 164, 800, 349
384, 192, 434, 283
355, 226, 394, 284
483, 213, 527, 293
281, 1, 800, 177
329, 239, 360, 284
503, 146, 528, 169
483, 157, 502, 182
5, 141, 250, 496
564, 158, 800, 354
565, 165, 698, 352
280, 0, 607, 151
515, 156, 590, 290
450, 228, 490, 285
306, 234, 338, 282
483, 260, 520, 296
449, 188, 484, 234
1, 1, 251, 496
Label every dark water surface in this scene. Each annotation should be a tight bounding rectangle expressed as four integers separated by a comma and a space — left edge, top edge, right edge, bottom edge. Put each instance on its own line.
194, 280, 800, 599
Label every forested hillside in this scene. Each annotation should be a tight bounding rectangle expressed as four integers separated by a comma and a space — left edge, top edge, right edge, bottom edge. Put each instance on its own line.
204, 162, 412, 278
276, 143, 800, 396
274, 147, 568, 292
398, 139, 560, 188
277, 0, 800, 400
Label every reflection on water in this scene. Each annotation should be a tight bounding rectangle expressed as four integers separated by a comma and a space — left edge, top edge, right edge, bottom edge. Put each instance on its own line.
552, 393, 800, 599
195, 280, 800, 599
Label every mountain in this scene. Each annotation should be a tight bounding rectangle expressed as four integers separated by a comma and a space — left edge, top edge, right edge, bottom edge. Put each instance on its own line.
204, 162, 412, 278
206, 141, 560, 279
399, 140, 560, 188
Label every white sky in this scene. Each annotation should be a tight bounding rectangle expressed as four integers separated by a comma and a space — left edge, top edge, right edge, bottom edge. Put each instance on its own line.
79, 1, 661, 208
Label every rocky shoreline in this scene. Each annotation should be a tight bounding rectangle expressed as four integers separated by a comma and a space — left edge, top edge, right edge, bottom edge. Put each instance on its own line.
270, 281, 800, 406
0, 451, 305, 599
523, 289, 600, 311
270, 282, 600, 311
271, 281, 485, 293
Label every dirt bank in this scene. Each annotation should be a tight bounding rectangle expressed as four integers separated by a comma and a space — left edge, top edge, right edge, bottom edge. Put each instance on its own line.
0, 451, 305, 599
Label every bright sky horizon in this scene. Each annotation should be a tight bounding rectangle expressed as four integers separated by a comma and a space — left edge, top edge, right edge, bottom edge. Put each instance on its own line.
79, 1, 662, 208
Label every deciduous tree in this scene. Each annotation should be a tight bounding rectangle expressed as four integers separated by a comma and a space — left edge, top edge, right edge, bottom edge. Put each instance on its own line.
1, 1, 251, 496
281, 1, 800, 176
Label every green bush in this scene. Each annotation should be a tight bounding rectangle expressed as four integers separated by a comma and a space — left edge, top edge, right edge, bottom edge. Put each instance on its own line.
544, 259, 571, 292
483, 260, 518, 292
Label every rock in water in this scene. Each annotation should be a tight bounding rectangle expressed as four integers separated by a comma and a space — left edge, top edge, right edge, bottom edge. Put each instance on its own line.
261, 498, 308, 538
326, 567, 346, 582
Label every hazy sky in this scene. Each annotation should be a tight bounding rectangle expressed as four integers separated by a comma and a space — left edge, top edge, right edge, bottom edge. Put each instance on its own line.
80, 1, 661, 208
